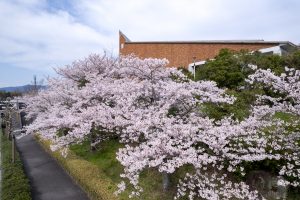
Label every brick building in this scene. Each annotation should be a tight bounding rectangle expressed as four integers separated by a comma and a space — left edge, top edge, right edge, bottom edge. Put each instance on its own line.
119, 31, 297, 70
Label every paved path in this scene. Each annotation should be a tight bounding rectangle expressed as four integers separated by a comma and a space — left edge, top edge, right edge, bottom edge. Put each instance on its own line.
16, 135, 89, 200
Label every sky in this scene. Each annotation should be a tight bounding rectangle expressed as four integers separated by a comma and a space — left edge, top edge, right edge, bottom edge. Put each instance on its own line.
0, 0, 300, 87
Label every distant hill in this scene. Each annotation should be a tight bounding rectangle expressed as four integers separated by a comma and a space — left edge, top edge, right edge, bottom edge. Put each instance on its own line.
0, 85, 46, 93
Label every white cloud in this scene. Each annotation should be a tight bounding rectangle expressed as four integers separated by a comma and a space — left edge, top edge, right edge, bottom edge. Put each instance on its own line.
0, 0, 110, 72
0, 0, 299, 75
74, 0, 300, 43
73, 0, 223, 40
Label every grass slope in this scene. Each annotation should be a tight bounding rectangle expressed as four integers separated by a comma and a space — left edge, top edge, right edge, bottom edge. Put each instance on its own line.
38, 136, 189, 200
1, 129, 31, 200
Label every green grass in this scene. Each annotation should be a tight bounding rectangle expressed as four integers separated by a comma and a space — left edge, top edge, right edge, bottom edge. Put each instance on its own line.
70, 139, 124, 183
1, 129, 32, 200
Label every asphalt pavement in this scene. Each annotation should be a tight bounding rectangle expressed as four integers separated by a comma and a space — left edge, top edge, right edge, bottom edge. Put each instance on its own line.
16, 134, 89, 200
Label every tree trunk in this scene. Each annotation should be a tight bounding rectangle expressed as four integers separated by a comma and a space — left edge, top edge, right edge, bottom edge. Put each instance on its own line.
90, 123, 96, 152
90, 131, 96, 152
162, 172, 170, 191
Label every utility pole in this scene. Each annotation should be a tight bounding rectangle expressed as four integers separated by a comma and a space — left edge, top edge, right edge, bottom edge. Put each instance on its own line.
33, 75, 37, 94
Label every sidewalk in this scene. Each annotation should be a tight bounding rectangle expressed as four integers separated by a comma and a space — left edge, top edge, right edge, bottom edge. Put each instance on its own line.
16, 135, 89, 200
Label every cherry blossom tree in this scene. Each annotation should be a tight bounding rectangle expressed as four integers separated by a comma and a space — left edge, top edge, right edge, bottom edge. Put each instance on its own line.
23, 54, 300, 200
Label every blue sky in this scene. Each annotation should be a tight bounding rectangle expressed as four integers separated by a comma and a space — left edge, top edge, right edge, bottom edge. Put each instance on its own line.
1, 0, 300, 87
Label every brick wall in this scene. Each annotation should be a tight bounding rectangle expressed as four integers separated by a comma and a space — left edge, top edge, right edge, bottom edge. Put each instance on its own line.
119, 33, 277, 68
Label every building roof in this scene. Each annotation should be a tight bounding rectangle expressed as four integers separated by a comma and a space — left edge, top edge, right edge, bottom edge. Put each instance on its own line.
120, 31, 297, 47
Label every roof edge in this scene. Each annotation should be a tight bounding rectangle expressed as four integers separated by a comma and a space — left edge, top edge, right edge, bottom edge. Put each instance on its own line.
119, 30, 131, 42
119, 32, 297, 47
125, 40, 296, 46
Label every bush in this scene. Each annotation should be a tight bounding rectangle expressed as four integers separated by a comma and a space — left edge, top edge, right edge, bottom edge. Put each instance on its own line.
201, 89, 262, 121
196, 49, 252, 89
196, 49, 300, 89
